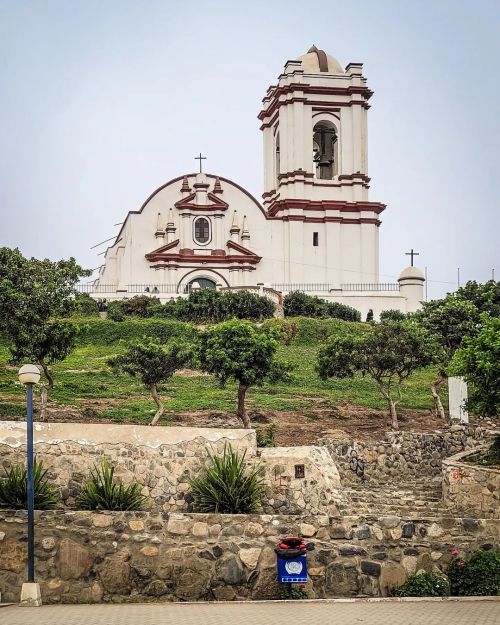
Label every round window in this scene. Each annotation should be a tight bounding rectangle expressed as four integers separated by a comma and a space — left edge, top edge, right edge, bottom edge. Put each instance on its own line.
194, 217, 211, 245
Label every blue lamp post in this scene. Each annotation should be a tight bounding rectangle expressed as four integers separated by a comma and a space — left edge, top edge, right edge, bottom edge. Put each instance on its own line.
18, 364, 42, 607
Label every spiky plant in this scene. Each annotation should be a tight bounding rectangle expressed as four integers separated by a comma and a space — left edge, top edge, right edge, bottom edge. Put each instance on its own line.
77, 457, 145, 511
0, 459, 58, 510
189, 443, 265, 513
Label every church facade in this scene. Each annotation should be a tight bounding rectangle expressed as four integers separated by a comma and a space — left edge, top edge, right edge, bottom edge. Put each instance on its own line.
93, 47, 424, 318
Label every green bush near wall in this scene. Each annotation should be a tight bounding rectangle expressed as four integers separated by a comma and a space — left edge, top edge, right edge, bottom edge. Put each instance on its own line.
72, 318, 197, 346
261, 317, 368, 345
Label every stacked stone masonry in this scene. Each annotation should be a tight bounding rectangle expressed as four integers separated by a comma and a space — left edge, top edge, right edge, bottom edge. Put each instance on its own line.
0, 422, 344, 516
0, 510, 498, 603
443, 447, 500, 519
322, 426, 497, 485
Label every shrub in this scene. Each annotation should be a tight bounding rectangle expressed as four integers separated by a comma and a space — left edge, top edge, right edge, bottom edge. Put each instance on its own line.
260, 318, 299, 345
106, 301, 126, 322
283, 291, 360, 321
71, 293, 99, 317
380, 309, 407, 323
326, 301, 361, 322
121, 295, 163, 318
447, 549, 500, 596
256, 423, 277, 448
77, 457, 145, 511
74, 318, 196, 346
0, 459, 58, 510
189, 443, 265, 513
393, 571, 450, 597
171, 289, 275, 323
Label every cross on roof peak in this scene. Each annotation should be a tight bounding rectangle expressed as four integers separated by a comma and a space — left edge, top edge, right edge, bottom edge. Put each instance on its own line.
405, 248, 420, 267
194, 153, 207, 173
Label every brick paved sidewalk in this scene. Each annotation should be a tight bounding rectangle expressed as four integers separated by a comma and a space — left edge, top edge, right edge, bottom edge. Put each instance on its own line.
1, 598, 499, 625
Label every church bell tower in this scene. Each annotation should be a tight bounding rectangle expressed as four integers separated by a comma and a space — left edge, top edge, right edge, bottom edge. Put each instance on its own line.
258, 46, 386, 286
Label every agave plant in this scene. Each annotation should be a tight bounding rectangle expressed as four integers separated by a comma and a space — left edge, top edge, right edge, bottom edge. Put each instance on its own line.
0, 459, 58, 510
189, 443, 265, 514
77, 456, 145, 511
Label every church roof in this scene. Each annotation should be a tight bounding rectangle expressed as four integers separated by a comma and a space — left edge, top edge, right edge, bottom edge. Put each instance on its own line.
297, 45, 344, 74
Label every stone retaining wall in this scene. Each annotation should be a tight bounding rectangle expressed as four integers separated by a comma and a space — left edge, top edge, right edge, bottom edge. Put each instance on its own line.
0, 422, 256, 512
0, 510, 497, 603
0, 422, 343, 516
442, 447, 500, 519
321, 426, 497, 484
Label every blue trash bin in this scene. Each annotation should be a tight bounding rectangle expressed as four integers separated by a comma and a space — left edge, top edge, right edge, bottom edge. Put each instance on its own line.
277, 554, 308, 583
275, 536, 313, 585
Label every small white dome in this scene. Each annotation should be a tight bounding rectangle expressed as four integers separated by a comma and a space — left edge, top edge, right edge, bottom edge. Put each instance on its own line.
398, 266, 425, 281
297, 45, 344, 74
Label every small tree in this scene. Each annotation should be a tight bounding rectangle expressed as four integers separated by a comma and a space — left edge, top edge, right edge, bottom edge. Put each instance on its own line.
197, 320, 292, 428
109, 337, 193, 425
10, 320, 77, 420
317, 321, 437, 429
454, 280, 500, 317
450, 315, 500, 418
416, 297, 479, 420
0, 247, 89, 420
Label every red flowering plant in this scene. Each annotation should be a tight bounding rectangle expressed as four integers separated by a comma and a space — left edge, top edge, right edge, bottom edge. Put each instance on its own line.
447, 548, 500, 596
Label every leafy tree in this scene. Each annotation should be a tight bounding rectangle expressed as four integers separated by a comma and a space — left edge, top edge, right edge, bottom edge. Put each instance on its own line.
109, 337, 193, 425
197, 320, 292, 428
0, 247, 89, 419
454, 280, 500, 317
317, 321, 437, 429
415, 297, 479, 420
450, 315, 500, 417
366, 309, 374, 322
10, 320, 77, 419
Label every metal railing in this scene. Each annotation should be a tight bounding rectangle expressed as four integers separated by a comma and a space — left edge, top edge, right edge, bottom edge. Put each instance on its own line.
271, 283, 334, 292
76, 284, 179, 294
341, 283, 400, 292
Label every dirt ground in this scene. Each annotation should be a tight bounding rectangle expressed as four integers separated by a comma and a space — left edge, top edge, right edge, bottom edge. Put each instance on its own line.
6, 399, 498, 446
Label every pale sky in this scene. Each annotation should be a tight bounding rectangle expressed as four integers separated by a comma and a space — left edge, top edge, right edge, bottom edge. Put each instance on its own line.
0, 0, 498, 300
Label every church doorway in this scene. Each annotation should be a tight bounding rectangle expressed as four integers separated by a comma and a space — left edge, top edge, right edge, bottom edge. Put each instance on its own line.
185, 278, 217, 293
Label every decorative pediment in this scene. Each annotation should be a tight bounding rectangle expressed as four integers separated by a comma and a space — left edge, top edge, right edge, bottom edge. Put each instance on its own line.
174, 191, 229, 212
145, 239, 261, 266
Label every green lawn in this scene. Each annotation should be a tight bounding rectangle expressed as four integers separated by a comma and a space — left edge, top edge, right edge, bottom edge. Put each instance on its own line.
0, 340, 444, 424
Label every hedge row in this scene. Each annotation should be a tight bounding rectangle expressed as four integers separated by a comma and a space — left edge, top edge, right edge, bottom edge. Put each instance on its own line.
71, 316, 363, 347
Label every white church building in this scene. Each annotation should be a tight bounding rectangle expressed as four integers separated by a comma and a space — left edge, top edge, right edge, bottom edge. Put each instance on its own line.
90, 46, 424, 319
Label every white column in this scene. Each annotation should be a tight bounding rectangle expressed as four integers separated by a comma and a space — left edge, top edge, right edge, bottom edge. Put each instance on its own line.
448, 376, 469, 423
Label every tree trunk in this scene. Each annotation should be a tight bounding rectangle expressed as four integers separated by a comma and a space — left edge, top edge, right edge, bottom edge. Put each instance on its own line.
237, 384, 251, 428
431, 375, 446, 421
149, 384, 165, 426
388, 397, 399, 430
378, 383, 399, 430
39, 361, 53, 422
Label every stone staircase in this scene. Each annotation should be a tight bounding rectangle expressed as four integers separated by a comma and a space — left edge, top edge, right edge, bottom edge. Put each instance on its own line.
339, 480, 450, 518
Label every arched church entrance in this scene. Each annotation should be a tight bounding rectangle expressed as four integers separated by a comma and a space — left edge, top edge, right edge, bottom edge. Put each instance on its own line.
185, 277, 217, 293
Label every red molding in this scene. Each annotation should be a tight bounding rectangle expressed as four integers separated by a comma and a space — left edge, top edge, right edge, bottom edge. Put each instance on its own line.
278, 170, 315, 180
175, 191, 229, 212
267, 199, 385, 217
258, 83, 373, 121
269, 215, 381, 226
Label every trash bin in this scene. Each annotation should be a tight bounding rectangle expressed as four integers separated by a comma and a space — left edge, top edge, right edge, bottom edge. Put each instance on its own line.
275, 536, 314, 584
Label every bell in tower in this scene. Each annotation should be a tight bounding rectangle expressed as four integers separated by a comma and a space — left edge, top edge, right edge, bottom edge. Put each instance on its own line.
313, 122, 337, 180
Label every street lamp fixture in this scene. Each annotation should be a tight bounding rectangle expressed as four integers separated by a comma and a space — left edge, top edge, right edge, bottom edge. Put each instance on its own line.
17, 364, 42, 607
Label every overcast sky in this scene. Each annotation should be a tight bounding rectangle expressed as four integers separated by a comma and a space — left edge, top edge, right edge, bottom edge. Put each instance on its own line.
0, 0, 498, 300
